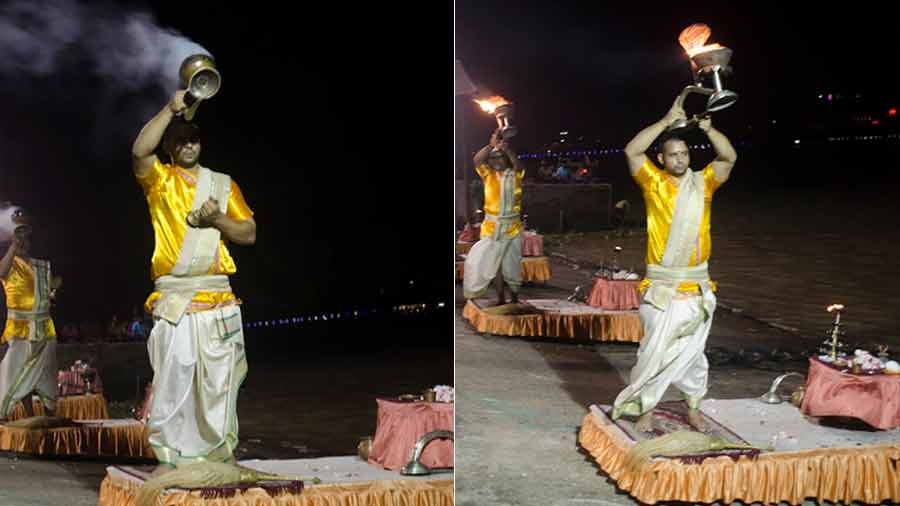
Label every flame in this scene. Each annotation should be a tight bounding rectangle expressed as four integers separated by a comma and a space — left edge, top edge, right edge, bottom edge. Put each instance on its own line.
474, 95, 509, 114
678, 23, 725, 57
827, 304, 845, 312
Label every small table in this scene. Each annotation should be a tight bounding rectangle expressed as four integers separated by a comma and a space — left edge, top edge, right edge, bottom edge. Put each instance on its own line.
801, 357, 900, 430
10, 393, 109, 421
587, 278, 641, 310
521, 256, 552, 283
367, 398, 454, 471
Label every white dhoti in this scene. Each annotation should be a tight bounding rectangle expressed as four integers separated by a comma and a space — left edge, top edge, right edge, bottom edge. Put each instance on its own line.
0, 338, 57, 417
612, 292, 715, 418
146, 303, 246, 465
463, 230, 522, 299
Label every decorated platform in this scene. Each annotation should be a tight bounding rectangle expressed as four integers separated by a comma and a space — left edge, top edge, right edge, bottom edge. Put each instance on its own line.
462, 298, 642, 342
9, 393, 109, 421
577, 398, 900, 505
455, 256, 552, 284
99, 456, 453, 506
0, 417, 152, 458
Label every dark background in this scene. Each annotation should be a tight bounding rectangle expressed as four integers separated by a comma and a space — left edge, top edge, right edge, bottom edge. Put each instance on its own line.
0, 1, 455, 351
456, 3, 898, 150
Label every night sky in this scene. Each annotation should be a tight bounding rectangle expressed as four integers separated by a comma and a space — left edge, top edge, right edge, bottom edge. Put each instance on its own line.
456, 3, 899, 151
2, 2, 898, 330
0, 1, 454, 327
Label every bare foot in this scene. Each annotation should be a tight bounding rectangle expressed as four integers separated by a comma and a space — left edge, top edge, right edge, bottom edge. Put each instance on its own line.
687, 409, 708, 432
634, 411, 654, 433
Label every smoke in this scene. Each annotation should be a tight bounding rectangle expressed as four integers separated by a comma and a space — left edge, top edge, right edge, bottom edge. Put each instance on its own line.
0, 0, 212, 161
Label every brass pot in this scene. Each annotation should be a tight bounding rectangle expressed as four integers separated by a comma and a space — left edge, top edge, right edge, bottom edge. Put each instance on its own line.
178, 54, 221, 121
357, 436, 372, 461
790, 386, 805, 407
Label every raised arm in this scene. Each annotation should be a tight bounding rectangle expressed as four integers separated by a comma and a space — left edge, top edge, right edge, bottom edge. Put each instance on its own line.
473, 131, 498, 169
131, 90, 188, 177
624, 95, 687, 175
698, 117, 737, 183
0, 234, 21, 280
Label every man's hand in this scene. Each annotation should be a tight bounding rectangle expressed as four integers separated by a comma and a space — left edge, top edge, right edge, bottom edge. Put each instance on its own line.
196, 197, 223, 227
663, 95, 688, 126
698, 115, 712, 132
9, 234, 22, 253
169, 90, 189, 114
10, 226, 29, 251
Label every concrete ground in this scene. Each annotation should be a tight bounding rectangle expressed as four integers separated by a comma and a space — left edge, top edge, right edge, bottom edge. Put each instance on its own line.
0, 317, 453, 506
454, 258, 882, 506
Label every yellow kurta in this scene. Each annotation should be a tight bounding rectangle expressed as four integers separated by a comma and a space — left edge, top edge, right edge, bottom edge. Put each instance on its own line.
1, 257, 55, 343
476, 163, 525, 239
137, 159, 254, 313
635, 159, 723, 293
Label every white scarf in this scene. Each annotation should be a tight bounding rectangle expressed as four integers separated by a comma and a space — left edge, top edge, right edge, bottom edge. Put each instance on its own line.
644, 169, 714, 313
154, 166, 231, 325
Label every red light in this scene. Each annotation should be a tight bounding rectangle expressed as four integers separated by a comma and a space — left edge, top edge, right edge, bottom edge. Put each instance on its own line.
889, 108, 897, 117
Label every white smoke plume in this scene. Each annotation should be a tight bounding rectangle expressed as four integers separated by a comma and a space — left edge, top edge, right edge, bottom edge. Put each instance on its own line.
0, 0, 212, 160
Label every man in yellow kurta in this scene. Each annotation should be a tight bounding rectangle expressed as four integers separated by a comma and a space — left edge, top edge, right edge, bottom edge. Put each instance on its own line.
131, 89, 257, 469
463, 129, 525, 305
611, 95, 737, 432
0, 225, 61, 419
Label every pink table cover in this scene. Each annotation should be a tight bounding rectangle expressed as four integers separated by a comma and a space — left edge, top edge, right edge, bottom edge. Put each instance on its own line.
367, 398, 454, 471
58, 369, 104, 396
801, 357, 900, 430
587, 278, 641, 310
457, 223, 480, 243
522, 232, 544, 257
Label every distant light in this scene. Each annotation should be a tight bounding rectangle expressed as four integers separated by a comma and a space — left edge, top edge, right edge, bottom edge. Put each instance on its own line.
794, 139, 800, 144
560, 131, 568, 135
827, 94, 833, 101
889, 108, 897, 117
872, 120, 880, 126
437, 302, 446, 308
409, 280, 414, 285
818, 94, 823, 99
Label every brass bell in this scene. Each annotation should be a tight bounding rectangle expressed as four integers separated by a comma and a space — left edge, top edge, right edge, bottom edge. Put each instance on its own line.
179, 54, 221, 121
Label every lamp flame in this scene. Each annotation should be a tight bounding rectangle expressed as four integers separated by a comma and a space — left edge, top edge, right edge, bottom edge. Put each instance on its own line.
678, 23, 725, 58
474, 95, 510, 114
